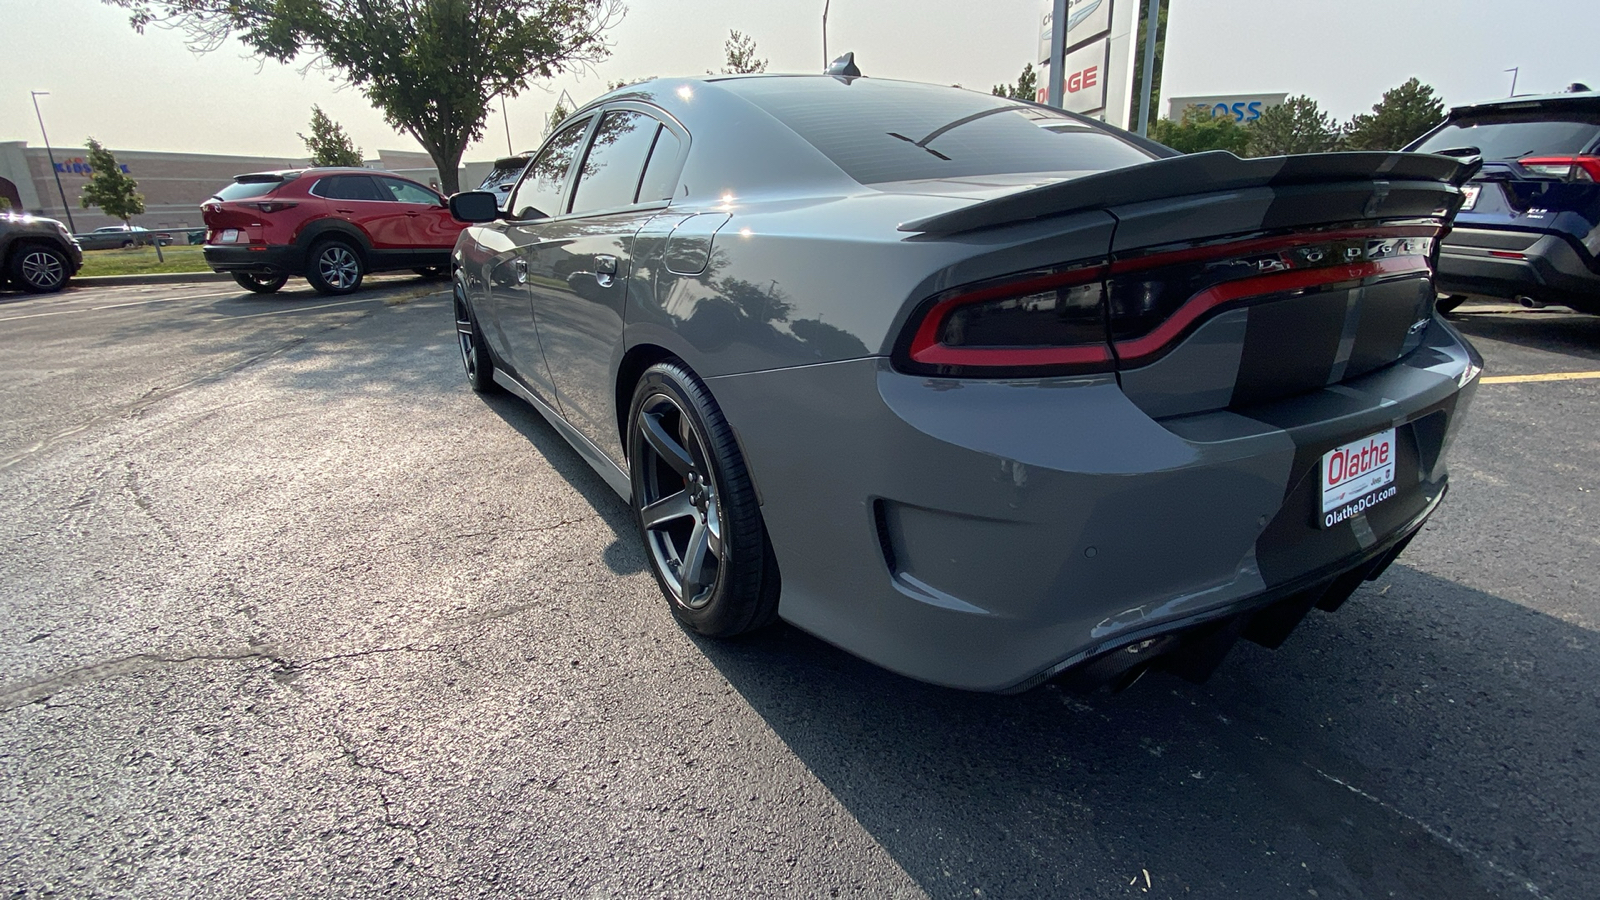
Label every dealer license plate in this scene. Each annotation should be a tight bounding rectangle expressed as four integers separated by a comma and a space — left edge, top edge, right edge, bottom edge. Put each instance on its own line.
1460, 184, 1481, 211
1319, 429, 1397, 528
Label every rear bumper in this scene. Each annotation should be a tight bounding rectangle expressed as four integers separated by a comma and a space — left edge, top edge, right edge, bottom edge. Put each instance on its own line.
1436, 227, 1600, 311
708, 318, 1480, 692
203, 244, 302, 277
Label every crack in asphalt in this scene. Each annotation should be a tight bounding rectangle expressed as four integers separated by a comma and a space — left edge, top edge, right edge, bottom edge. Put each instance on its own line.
1304, 763, 1553, 900
0, 643, 442, 712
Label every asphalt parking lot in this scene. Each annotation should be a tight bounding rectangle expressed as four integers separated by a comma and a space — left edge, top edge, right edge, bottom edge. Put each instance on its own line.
0, 279, 1595, 899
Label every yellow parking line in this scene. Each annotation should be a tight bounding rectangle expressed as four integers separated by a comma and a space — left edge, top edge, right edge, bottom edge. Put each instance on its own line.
1480, 371, 1600, 384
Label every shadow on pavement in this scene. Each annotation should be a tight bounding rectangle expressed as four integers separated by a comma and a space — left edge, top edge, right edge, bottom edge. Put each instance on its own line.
1449, 305, 1600, 361
682, 564, 1597, 899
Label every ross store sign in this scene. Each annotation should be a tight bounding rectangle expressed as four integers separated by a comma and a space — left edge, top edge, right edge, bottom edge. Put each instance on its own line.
1166, 93, 1289, 123
54, 156, 131, 176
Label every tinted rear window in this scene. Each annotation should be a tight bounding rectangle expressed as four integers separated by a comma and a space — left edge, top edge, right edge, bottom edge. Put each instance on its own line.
719, 77, 1155, 184
1414, 110, 1600, 160
213, 180, 283, 201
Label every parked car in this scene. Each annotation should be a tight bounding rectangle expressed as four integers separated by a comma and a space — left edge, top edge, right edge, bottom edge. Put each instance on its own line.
1407, 85, 1600, 314
72, 224, 168, 251
1, 212, 82, 293
448, 71, 1482, 693
200, 167, 467, 294
477, 153, 534, 210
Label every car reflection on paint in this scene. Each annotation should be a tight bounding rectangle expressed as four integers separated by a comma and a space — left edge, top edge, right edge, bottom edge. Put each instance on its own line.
444, 65, 1481, 693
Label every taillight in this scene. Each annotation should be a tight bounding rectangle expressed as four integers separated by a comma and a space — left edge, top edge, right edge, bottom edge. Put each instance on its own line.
1518, 156, 1600, 182
901, 263, 1112, 376
896, 224, 1442, 378
1105, 226, 1439, 364
251, 201, 299, 213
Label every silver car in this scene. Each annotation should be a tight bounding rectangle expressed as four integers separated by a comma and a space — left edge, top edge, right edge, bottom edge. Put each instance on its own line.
447, 72, 1482, 693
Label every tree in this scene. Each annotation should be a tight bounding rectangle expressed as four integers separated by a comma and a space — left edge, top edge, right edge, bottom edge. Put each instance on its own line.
79, 138, 145, 224
1148, 105, 1252, 155
299, 105, 364, 167
720, 29, 767, 75
545, 99, 571, 136
1128, 0, 1169, 129
1343, 77, 1446, 151
992, 63, 1038, 101
1245, 95, 1341, 157
104, 0, 623, 193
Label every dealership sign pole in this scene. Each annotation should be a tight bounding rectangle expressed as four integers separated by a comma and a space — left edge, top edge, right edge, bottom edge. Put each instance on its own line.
1135, 0, 1160, 135
1045, 0, 1067, 107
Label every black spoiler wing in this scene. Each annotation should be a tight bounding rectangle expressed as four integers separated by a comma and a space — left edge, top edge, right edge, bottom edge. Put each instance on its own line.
897, 151, 1481, 235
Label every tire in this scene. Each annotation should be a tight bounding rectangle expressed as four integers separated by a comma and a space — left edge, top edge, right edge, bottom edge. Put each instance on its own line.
452, 282, 497, 393
233, 272, 289, 294
413, 266, 447, 279
119, 240, 135, 249
1436, 294, 1466, 314
627, 360, 780, 637
305, 239, 364, 295
9, 243, 71, 294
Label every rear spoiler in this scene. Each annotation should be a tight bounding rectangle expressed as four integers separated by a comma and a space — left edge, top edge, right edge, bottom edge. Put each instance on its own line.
897, 151, 1481, 235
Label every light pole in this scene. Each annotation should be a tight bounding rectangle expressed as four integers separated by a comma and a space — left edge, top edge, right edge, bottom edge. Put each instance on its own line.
30, 91, 77, 232
822, 0, 830, 70
1505, 67, 1520, 97
499, 94, 513, 155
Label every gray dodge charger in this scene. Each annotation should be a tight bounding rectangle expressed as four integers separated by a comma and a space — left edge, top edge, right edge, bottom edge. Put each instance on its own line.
448, 70, 1482, 693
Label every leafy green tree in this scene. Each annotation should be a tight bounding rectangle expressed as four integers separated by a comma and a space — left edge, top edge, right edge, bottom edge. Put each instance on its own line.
992, 63, 1038, 101
1149, 105, 1251, 155
1245, 95, 1341, 157
0, 197, 11, 211
1128, 1, 1169, 129
1343, 77, 1446, 151
79, 138, 146, 224
720, 29, 767, 75
104, 0, 623, 193
299, 105, 364, 167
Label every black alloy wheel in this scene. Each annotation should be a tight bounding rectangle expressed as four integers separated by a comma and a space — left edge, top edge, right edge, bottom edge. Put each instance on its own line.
10, 244, 70, 294
627, 361, 779, 637
233, 272, 289, 294
306, 240, 364, 295
453, 284, 496, 392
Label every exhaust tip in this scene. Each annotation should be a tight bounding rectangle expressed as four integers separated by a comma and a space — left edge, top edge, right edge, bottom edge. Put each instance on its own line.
1517, 296, 1547, 309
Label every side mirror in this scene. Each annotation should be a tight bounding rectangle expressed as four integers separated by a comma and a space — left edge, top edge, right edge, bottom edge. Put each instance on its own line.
449, 191, 501, 223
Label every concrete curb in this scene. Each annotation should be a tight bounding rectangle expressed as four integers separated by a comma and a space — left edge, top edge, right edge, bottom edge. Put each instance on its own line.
73, 271, 229, 287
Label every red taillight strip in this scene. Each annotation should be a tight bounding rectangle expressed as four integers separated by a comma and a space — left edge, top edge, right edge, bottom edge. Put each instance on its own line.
1108, 224, 1442, 274
1111, 255, 1431, 362
907, 265, 1108, 367
1519, 155, 1600, 180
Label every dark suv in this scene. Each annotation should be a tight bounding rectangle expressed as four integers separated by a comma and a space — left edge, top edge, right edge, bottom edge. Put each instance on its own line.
201, 168, 467, 295
1408, 87, 1600, 314
0, 213, 83, 293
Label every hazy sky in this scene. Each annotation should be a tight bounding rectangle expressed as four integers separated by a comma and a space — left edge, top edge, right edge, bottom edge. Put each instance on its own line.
3, 0, 1596, 163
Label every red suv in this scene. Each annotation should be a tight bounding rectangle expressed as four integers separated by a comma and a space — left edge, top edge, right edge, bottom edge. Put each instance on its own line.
201, 168, 466, 294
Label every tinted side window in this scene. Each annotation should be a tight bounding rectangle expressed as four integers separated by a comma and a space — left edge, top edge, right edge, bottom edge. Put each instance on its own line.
379, 177, 441, 205
314, 175, 385, 201
637, 127, 683, 203
569, 111, 661, 214
214, 180, 282, 201
511, 117, 592, 219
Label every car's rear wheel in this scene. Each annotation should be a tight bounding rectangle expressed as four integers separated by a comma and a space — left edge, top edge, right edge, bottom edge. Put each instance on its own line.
413, 266, 447, 279
10, 243, 70, 294
232, 272, 289, 294
453, 284, 496, 393
119, 240, 135, 249
306, 240, 364, 295
627, 361, 779, 637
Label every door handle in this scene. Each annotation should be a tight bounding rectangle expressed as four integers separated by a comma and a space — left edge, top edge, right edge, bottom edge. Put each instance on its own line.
406, 211, 420, 217
594, 254, 618, 275
513, 258, 528, 284
335, 208, 356, 214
